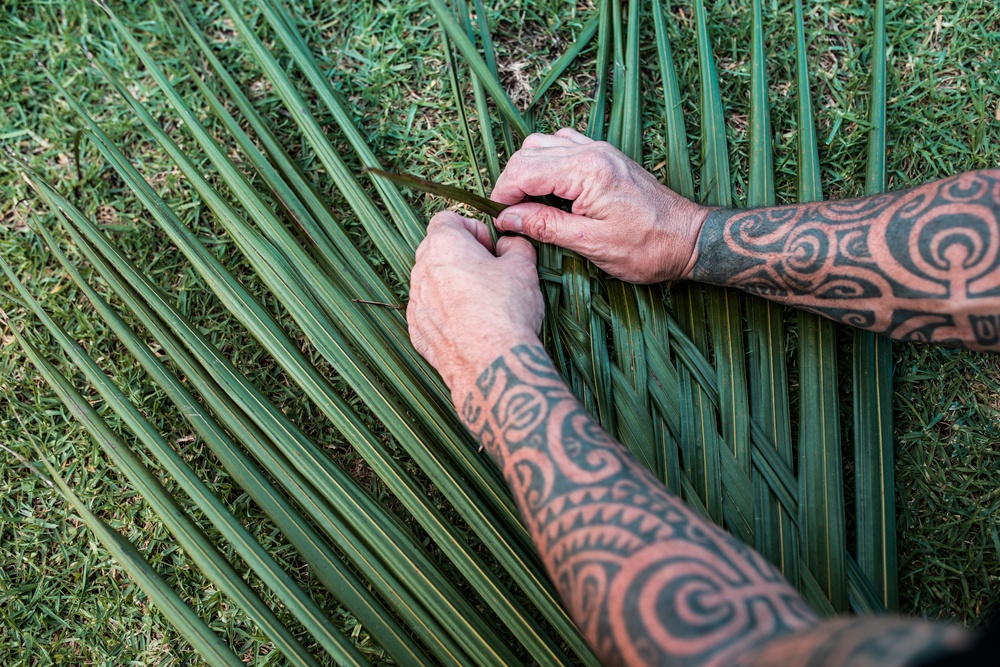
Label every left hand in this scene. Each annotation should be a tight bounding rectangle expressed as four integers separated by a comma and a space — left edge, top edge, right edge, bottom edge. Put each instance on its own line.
408, 210, 544, 400
492, 128, 710, 284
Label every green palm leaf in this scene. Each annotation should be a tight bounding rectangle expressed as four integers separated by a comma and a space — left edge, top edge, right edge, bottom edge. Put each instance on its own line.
530, 13, 599, 109
427, 0, 530, 140
1, 253, 358, 667
854, 0, 898, 611
31, 217, 427, 664
792, 0, 848, 613
21, 161, 477, 665
34, 455, 245, 667
744, 0, 798, 586
2, 0, 903, 660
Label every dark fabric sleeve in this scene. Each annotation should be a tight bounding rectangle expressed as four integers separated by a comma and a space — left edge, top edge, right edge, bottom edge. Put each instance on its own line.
915, 619, 999, 667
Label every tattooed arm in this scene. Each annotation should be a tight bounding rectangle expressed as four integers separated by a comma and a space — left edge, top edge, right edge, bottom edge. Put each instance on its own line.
691, 170, 1000, 350
408, 210, 976, 667
465, 345, 974, 667
492, 130, 1000, 351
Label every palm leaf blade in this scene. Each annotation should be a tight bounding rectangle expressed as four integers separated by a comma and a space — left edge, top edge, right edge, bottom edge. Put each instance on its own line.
72, 12, 596, 661
530, 13, 599, 108
427, 0, 530, 140
0, 283, 328, 666
854, 0, 897, 612
2, 0, 907, 658
792, 0, 848, 613
29, 168, 479, 666
745, 0, 798, 585
694, 0, 748, 528
87, 51, 593, 661
245, 0, 426, 249
367, 168, 507, 218
35, 456, 244, 667
30, 219, 429, 665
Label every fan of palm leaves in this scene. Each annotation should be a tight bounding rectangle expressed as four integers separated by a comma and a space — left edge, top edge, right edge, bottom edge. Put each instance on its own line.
2, 0, 896, 663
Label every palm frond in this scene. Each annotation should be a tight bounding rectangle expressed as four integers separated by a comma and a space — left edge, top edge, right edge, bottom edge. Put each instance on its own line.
530, 13, 599, 109
33, 453, 245, 667
3, 0, 902, 661
1, 252, 351, 667
744, 0, 799, 586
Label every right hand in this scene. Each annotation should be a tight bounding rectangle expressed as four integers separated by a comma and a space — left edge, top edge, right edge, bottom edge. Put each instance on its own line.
492, 128, 711, 284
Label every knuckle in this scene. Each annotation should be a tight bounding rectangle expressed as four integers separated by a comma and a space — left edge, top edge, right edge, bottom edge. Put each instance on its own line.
496, 152, 524, 187
428, 210, 460, 230
518, 243, 538, 267
505, 148, 526, 171
591, 140, 614, 155
522, 132, 548, 148
585, 144, 625, 184
414, 238, 431, 263
582, 145, 610, 171
507, 236, 533, 259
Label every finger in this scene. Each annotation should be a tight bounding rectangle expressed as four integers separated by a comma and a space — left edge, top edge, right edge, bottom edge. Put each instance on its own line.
420, 211, 495, 266
495, 201, 599, 256
491, 148, 589, 205
425, 210, 488, 246
554, 127, 592, 144
495, 234, 536, 266
459, 215, 495, 251
521, 132, 577, 150
426, 209, 468, 233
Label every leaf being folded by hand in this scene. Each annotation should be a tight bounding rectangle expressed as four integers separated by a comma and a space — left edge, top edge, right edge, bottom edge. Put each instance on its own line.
367, 168, 575, 220
366, 168, 508, 218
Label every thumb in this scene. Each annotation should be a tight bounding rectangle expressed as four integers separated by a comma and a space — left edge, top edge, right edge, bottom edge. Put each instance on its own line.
495, 202, 597, 255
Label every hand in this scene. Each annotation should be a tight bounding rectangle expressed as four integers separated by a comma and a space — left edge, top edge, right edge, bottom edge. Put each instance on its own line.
408, 210, 544, 399
492, 128, 711, 284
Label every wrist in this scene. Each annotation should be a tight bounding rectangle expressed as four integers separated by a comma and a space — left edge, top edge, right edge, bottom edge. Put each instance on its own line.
681, 206, 730, 282
446, 331, 543, 408
648, 189, 716, 282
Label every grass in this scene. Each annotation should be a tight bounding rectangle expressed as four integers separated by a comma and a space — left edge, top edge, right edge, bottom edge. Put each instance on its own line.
0, 0, 998, 663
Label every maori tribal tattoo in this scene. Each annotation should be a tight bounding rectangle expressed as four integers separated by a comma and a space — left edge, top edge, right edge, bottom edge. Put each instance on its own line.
462, 344, 818, 666
461, 344, 977, 667
691, 169, 1000, 350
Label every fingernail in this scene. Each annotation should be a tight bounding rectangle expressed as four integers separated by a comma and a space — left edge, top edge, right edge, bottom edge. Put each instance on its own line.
500, 212, 522, 232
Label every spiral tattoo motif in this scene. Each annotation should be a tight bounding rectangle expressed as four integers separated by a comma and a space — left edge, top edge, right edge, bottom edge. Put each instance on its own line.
465, 345, 818, 666
692, 170, 1000, 350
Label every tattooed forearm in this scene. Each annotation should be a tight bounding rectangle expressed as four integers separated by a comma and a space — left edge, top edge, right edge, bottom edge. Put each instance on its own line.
463, 344, 819, 666
691, 169, 1000, 350
462, 344, 977, 666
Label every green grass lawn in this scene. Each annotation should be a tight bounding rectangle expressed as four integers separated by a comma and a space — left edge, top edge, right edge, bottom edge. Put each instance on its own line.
1, 0, 998, 663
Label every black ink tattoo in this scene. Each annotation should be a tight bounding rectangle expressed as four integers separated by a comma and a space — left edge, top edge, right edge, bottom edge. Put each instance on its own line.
692, 170, 1000, 351
460, 344, 978, 667
969, 313, 1000, 347
464, 344, 817, 666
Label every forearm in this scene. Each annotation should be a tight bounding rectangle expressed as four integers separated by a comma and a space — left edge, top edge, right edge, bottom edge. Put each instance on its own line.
457, 342, 818, 667
457, 343, 979, 667
690, 169, 1000, 350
